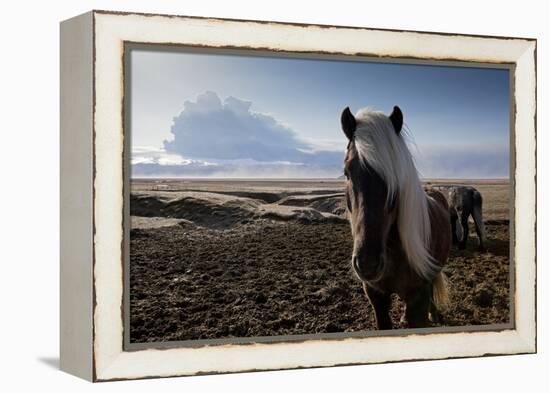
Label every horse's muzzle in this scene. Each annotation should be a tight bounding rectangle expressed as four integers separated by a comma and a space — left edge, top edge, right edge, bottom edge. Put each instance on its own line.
352, 255, 383, 282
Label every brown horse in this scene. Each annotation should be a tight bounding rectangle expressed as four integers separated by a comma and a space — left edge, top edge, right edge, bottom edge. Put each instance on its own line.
341, 106, 451, 329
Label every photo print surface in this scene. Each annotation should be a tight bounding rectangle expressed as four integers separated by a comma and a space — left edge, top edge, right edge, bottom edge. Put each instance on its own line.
126, 46, 512, 346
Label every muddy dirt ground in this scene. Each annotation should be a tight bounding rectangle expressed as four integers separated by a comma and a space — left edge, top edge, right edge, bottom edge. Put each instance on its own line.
129, 179, 510, 343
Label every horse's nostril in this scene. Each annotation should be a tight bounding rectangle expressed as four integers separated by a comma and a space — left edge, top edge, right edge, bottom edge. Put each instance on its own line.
352, 256, 367, 279
352, 256, 360, 271
352, 254, 383, 281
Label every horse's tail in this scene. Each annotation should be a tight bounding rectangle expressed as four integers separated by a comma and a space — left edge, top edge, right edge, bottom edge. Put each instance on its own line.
432, 271, 450, 310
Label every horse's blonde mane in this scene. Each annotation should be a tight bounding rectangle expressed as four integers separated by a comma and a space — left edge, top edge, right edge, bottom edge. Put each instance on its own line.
353, 108, 439, 280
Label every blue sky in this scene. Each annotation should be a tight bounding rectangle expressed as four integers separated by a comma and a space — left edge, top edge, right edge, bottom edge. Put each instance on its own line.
130, 48, 510, 179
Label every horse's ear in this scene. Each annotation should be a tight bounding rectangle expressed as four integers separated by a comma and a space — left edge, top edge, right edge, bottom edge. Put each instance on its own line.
341, 107, 356, 140
389, 106, 403, 134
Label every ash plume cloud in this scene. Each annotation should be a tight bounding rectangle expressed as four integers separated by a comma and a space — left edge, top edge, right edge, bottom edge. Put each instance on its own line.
132, 92, 508, 179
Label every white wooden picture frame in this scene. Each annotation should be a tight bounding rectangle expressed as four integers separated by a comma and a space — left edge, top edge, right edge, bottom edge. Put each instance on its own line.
60, 10, 536, 382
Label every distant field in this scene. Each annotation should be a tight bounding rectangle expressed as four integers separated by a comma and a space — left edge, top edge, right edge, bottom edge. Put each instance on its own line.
128, 178, 511, 343
424, 179, 510, 220
130, 178, 346, 194
131, 178, 510, 221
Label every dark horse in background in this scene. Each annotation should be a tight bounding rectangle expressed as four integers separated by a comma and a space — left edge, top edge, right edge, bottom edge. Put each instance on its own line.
341, 106, 451, 329
448, 186, 487, 251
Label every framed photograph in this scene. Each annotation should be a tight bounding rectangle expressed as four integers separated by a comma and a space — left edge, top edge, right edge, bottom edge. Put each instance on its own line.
60, 10, 537, 382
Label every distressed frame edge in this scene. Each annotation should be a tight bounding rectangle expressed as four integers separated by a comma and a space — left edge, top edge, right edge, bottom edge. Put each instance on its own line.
92, 8, 537, 42
121, 42, 516, 352
512, 40, 537, 354
59, 11, 95, 381
90, 11, 537, 382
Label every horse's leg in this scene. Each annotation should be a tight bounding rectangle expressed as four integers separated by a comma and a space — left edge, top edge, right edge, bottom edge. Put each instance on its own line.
404, 284, 431, 328
472, 204, 487, 252
459, 212, 469, 250
450, 213, 459, 245
429, 301, 443, 324
363, 283, 392, 330
428, 284, 444, 324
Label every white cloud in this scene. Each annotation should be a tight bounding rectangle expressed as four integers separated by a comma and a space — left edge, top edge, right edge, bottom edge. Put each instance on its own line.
163, 91, 342, 166
132, 92, 508, 179
131, 146, 217, 167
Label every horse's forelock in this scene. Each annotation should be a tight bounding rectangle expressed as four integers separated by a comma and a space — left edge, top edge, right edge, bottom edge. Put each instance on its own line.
351, 108, 440, 280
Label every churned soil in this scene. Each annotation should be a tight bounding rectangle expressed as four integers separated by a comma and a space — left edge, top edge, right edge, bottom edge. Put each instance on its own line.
129, 219, 510, 343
